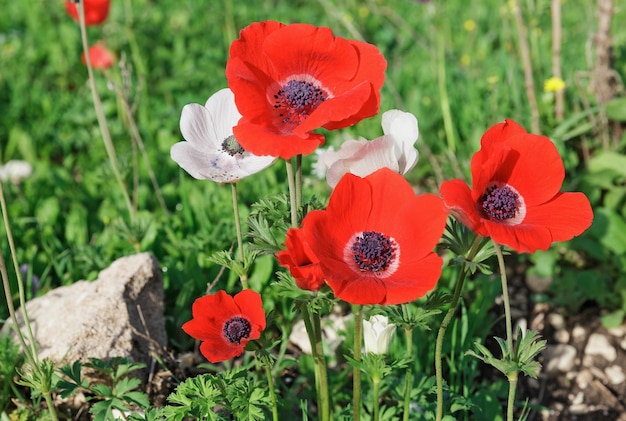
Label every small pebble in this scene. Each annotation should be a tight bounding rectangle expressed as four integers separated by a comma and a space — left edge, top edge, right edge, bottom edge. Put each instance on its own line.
544, 344, 577, 373
584, 333, 617, 362
576, 369, 593, 389
547, 313, 565, 330
554, 329, 570, 344
604, 365, 626, 385
572, 325, 586, 342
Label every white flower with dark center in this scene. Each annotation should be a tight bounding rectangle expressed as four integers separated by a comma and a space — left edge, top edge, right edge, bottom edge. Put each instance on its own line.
363, 315, 397, 355
320, 109, 419, 188
171, 88, 276, 183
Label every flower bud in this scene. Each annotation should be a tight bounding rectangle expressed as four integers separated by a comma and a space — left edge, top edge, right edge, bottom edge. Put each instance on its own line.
363, 315, 396, 355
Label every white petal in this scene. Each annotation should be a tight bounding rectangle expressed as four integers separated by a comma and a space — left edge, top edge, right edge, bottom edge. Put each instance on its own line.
381, 110, 419, 172
179, 103, 220, 150
326, 136, 398, 188
204, 88, 242, 143
381, 109, 419, 146
236, 153, 277, 178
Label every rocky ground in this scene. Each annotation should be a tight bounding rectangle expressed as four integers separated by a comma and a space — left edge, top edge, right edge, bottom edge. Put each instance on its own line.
509, 278, 626, 420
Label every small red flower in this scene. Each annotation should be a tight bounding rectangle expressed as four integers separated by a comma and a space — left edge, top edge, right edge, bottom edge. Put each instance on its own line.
81, 42, 115, 69
226, 21, 387, 159
182, 290, 266, 363
440, 119, 593, 253
277, 227, 325, 291
301, 168, 448, 305
65, 0, 110, 26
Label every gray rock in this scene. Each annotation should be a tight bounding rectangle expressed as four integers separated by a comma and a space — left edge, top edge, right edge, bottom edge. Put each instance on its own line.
3, 253, 166, 367
584, 333, 617, 363
544, 344, 578, 374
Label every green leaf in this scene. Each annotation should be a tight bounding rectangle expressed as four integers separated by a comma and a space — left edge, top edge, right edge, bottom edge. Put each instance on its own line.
605, 96, 626, 121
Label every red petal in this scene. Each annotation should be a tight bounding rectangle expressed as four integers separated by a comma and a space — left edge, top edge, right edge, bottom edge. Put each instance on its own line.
382, 252, 443, 304
199, 339, 243, 363
392, 193, 448, 257
484, 220, 552, 253
479, 119, 528, 149
262, 24, 360, 84
233, 121, 324, 159
494, 135, 564, 205
328, 273, 387, 305
440, 179, 485, 235
277, 228, 325, 291
521, 192, 593, 245
297, 82, 373, 135
65, 0, 110, 25
233, 290, 266, 332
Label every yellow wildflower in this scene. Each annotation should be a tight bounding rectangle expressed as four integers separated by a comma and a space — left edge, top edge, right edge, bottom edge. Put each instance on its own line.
464, 19, 476, 32
544, 77, 566, 92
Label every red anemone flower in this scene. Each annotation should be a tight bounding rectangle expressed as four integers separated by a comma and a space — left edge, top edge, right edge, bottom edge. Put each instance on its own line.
277, 227, 325, 291
182, 290, 266, 363
226, 21, 387, 159
301, 168, 448, 305
81, 42, 115, 69
65, 0, 110, 26
440, 119, 593, 253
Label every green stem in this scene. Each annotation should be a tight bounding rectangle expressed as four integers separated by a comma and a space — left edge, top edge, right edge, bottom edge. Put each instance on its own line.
301, 305, 330, 421
506, 372, 518, 421
77, 1, 135, 222
301, 307, 321, 405
295, 154, 303, 210
372, 376, 381, 421
0, 181, 38, 361
493, 241, 516, 420
114, 81, 169, 217
313, 311, 330, 421
402, 327, 413, 421
436, 26, 457, 153
262, 354, 279, 421
285, 159, 298, 227
353, 305, 363, 421
231, 183, 248, 289
435, 235, 483, 421
493, 241, 513, 351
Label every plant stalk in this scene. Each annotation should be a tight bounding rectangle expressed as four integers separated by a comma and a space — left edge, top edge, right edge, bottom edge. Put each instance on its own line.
435, 235, 483, 420
353, 305, 363, 421
231, 182, 248, 289
402, 327, 413, 421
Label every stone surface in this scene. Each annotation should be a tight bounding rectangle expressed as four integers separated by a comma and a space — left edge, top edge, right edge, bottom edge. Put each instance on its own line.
3, 253, 166, 367
584, 333, 617, 363
544, 344, 577, 374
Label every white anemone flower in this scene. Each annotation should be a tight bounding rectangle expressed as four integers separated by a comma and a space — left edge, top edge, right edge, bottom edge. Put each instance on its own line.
171, 88, 276, 183
319, 109, 419, 188
0, 160, 33, 184
363, 315, 397, 355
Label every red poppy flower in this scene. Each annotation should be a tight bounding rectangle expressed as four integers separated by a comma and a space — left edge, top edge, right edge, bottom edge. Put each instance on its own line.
277, 227, 325, 291
226, 21, 387, 159
65, 0, 110, 26
301, 168, 448, 305
81, 42, 115, 69
182, 290, 266, 363
440, 119, 593, 253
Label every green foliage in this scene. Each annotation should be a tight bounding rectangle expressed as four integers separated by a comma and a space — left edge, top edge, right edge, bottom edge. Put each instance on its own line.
57, 358, 149, 420
160, 368, 271, 421
0, 335, 24, 411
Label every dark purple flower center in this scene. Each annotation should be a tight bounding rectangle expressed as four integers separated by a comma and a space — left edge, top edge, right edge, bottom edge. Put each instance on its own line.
221, 135, 245, 157
351, 231, 396, 272
480, 185, 519, 221
223, 316, 251, 344
274, 80, 326, 126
